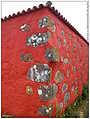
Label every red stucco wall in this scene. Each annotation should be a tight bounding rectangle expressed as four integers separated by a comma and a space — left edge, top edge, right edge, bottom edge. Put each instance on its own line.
1, 7, 89, 117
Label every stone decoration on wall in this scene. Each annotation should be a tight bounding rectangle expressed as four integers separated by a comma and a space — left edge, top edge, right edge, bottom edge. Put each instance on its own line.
64, 92, 70, 104
69, 33, 72, 40
26, 86, 33, 95
61, 30, 64, 36
60, 56, 64, 62
39, 16, 56, 32
2, 1, 89, 118
26, 31, 51, 47
62, 83, 68, 93
72, 82, 74, 91
75, 77, 77, 84
57, 38, 61, 48
75, 87, 78, 95
60, 102, 63, 109
67, 69, 69, 77
64, 58, 69, 64
20, 54, 32, 62
64, 38, 66, 46
45, 48, 59, 62
74, 66, 77, 72
27, 63, 51, 82
39, 16, 49, 28
38, 104, 53, 116
38, 84, 58, 101
55, 70, 64, 84
20, 24, 30, 32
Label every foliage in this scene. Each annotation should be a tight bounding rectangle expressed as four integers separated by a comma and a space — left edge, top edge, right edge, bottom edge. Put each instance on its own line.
61, 83, 89, 118
82, 84, 89, 100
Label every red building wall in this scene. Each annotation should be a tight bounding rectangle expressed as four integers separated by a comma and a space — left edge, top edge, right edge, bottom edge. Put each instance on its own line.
1, 7, 89, 117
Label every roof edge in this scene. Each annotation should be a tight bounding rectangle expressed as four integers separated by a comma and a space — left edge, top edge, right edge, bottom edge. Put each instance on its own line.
1, 1, 89, 45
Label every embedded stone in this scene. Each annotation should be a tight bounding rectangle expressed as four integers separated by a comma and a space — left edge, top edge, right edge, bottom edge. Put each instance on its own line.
39, 16, 56, 32
64, 92, 70, 104
45, 48, 59, 62
38, 104, 53, 116
20, 24, 30, 32
38, 84, 58, 101
67, 69, 69, 77
57, 38, 61, 48
62, 30, 64, 36
62, 83, 68, 93
26, 86, 33, 95
64, 58, 69, 64
27, 63, 51, 82
26, 32, 50, 47
20, 54, 32, 62
60, 102, 63, 109
55, 70, 64, 84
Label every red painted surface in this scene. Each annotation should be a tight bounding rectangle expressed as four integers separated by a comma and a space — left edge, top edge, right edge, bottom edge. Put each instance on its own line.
1, 7, 89, 117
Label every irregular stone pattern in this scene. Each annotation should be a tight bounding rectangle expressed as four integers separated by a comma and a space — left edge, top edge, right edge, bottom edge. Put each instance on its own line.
55, 70, 64, 84
27, 63, 51, 82
20, 24, 30, 32
38, 104, 53, 116
39, 16, 56, 32
26, 31, 51, 47
45, 48, 59, 62
38, 84, 58, 101
64, 92, 70, 104
20, 54, 32, 62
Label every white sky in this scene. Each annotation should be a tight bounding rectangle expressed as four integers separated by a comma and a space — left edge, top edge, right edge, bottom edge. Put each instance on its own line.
1, 1, 88, 40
